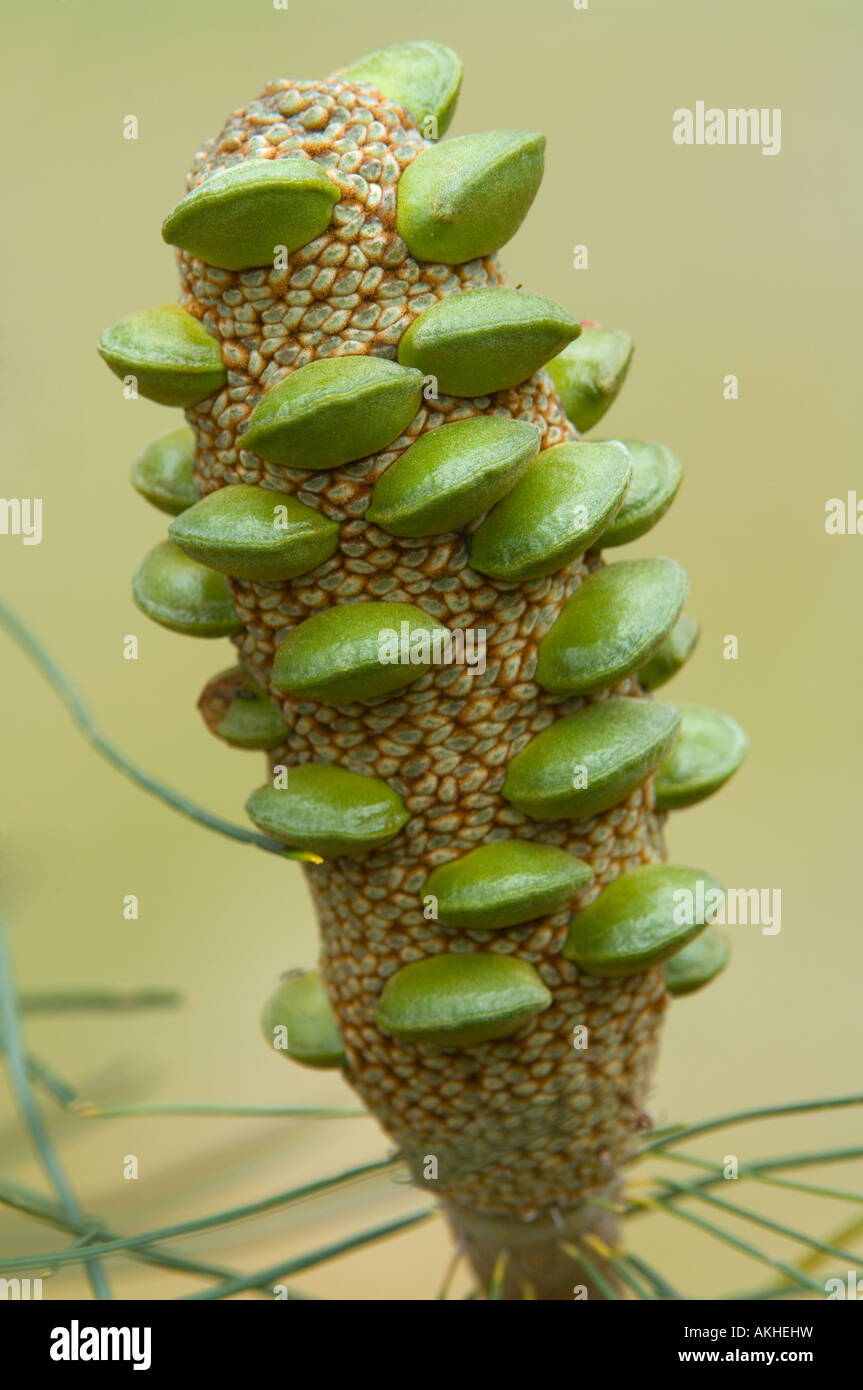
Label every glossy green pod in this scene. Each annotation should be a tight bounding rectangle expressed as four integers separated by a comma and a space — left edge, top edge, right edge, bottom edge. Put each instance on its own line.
241, 357, 423, 469
260, 970, 346, 1069
599, 439, 683, 547
637, 614, 700, 690
339, 40, 463, 135
654, 704, 748, 810
376, 953, 552, 1047
246, 764, 410, 858
423, 840, 593, 930
132, 540, 242, 637
546, 328, 634, 433
272, 602, 449, 705
397, 288, 579, 397
162, 158, 341, 271
198, 667, 290, 750
535, 558, 688, 695
365, 416, 541, 537
470, 441, 632, 580
396, 130, 545, 265
502, 697, 681, 821
169, 484, 339, 581
563, 864, 724, 977
98, 305, 227, 406
131, 427, 198, 515
665, 927, 730, 997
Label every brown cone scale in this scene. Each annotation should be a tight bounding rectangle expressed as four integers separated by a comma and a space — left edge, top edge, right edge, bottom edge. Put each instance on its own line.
176, 75, 670, 1295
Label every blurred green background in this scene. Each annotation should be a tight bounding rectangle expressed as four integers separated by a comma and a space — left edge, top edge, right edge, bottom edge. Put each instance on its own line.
1, 0, 860, 1299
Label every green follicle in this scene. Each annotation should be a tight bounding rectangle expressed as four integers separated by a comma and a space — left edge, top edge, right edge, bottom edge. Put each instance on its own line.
535, 558, 688, 696
198, 667, 290, 750
654, 704, 748, 810
376, 953, 552, 1047
245, 763, 410, 858
502, 697, 681, 821
162, 158, 341, 271
665, 926, 730, 997
271, 601, 448, 705
563, 864, 724, 978
469, 440, 632, 580
339, 40, 463, 137
365, 416, 541, 537
599, 439, 683, 547
241, 356, 424, 470
396, 130, 545, 265
396, 288, 580, 397
424, 840, 593, 931
98, 305, 227, 407
637, 614, 700, 691
131, 426, 198, 515
169, 484, 339, 582
132, 540, 242, 637
260, 970, 346, 1069
547, 328, 634, 433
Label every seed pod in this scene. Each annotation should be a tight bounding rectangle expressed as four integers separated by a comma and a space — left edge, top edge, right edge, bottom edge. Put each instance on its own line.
365, 417, 541, 537
547, 328, 634, 433
98, 305, 227, 406
397, 288, 579, 397
655, 704, 748, 810
131, 427, 198, 515
169, 484, 339, 581
502, 697, 681, 821
162, 159, 341, 271
241, 357, 423, 470
599, 439, 682, 547
665, 927, 730, 998
536, 558, 688, 695
396, 130, 545, 265
339, 40, 463, 135
272, 601, 448, 705
563, 864, 724, 977
637, 614, 700, 691
424, 841, 593, 931
260, 969, 346, 1069
245, 764, 409, 858
470, 441, 632, 580
376, 953, 552, 1047
132, 540, 242, 637
198, 667, 290, 750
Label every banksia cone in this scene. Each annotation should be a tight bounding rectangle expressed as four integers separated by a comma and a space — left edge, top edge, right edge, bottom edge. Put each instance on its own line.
99, 39, 747, 1300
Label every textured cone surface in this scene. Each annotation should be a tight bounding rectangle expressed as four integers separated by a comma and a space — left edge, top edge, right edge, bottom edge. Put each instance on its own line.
172, 71, 670, 1231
